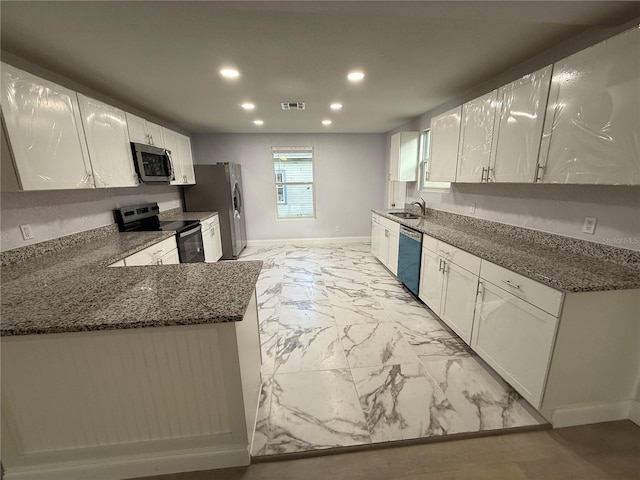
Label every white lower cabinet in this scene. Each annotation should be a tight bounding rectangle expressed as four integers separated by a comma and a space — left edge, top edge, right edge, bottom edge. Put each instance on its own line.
471, 279, 559, 408
371, 213, 400, 275
202, 215, 223, 263
418, 235, 480, 344
121, 237, 179, 266
371, 214, 380, 258
370, 213, 399, 275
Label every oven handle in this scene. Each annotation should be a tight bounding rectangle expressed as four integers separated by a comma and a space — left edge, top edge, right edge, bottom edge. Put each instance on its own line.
179, 225, 202, 238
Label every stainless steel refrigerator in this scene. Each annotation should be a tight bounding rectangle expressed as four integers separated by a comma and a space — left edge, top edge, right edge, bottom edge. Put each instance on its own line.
183, 163, 247, 259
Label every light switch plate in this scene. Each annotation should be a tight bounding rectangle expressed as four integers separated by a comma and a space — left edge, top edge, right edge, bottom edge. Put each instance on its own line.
582, 217, 597, 235
19, 224, 34, 240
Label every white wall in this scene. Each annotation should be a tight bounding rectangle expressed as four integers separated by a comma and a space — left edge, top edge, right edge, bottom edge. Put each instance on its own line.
191, 133, 386, 241
409, 183, 640, 251
0, 186, 182, 252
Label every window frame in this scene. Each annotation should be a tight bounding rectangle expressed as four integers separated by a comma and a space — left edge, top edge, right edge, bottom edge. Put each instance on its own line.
272, 146, 316, 220
418, 129, 451, 192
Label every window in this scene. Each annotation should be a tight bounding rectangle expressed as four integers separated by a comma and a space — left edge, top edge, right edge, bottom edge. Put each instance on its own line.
419, 129, 451, 191
272, 146, 315, 218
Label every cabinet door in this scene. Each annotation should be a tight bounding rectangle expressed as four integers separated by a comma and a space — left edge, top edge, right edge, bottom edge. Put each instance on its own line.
471, 280, 559, 408
388, 133, 400, 181
177, 134, 196, 184
418, 247, 444, 315
77, 94, 138, 188
378, 228, 390, 266
439, 262, 478, 344
428, 106, 461, 182
159, 248, 180, 265
1, 62, 93, 190
456, 90, 498, 183
387, 231, 399, 276
146, 121, 165, 148
371, 218, 380, 258
371, 218, 380, 257
201, 225, 214, 262
211, 222, 223, 262
538, 27, 640, 185
126, 113, 148, 144
163, 128, 181, 184
490, 66, 552, 183
1, 122, 20, 192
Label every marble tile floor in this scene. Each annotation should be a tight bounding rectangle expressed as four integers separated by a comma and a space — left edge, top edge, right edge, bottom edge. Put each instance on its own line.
239, 243, 546, 457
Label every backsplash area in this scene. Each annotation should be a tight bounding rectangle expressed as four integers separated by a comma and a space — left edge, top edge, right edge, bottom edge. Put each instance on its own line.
406, 182, 640, 252
0, 185, 182, 252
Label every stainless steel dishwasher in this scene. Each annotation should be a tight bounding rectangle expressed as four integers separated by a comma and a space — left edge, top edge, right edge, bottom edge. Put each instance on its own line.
397, 225, 422, 296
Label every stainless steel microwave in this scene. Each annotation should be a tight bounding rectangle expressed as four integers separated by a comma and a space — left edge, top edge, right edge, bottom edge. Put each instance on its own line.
131, 142, 174, 183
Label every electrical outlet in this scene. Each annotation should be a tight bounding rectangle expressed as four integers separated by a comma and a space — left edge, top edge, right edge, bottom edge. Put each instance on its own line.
19, 224, 34, 240
335, 225, 341, 232
469, 203, 476, 214
582, 217, 597, 235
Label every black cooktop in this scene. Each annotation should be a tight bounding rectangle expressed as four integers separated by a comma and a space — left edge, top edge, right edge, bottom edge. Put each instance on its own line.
115, 203, 200, 234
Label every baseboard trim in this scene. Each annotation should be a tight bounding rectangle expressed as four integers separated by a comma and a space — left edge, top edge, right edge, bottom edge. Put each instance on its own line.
3, 445, 250, 480
629, 400, 640, 426
247, 236, 370, 247
550, 400, 632, 428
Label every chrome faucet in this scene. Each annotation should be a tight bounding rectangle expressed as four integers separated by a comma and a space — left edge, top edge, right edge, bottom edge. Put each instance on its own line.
410, 198, 427, 216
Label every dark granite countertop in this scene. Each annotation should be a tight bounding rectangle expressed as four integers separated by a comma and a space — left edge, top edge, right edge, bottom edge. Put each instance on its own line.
373, 210, 640, 293
1, 230, 262, 337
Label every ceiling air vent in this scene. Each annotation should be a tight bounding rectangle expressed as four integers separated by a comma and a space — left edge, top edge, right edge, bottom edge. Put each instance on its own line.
280, 101, 306, 110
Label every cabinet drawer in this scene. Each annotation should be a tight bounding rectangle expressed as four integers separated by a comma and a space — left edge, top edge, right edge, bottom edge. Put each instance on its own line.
480, 260, 564, 316
422, 234, 480, 274
201, 214, 219, 231
125, 237, 178, 266
371, 213, 379, 224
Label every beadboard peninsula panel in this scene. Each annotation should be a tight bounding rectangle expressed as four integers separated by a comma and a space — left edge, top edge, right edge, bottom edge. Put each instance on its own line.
1, 324, 233, 456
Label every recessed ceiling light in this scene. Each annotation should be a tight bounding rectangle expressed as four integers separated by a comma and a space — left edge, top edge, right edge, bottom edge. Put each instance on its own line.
220, 68, 240, 79
253, 119, 264, 125
330, 103, 343, 110
322, 120, 332, 126
347, 71, 365, 82
241, 103, 255, 110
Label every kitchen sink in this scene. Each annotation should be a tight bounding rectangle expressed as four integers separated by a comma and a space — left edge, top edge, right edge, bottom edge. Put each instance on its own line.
390, 212, 422, 219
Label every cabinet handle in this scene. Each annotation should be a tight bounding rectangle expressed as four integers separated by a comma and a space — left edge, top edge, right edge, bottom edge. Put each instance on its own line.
476, 281, 484, 299
501, 279, 521, 290
486, 167, 493, 182
438, 258, 444, 272
481, 167, 487, 182
534, 163, 545, 183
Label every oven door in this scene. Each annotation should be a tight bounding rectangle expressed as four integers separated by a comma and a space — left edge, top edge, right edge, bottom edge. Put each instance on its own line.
176, 225, 205, 263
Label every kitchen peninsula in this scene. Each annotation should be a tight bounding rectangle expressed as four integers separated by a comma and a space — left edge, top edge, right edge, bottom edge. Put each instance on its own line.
0, 226, 262, 480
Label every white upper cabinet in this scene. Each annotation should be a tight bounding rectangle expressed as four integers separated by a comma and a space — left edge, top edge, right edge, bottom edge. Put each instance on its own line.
389, 131, 419, 181
162, 127, 179, 182
77, 94, 138, 188
456, 90, 498, 183
177, 133, 196, 184
165, 129, 196, 185
126, 112, 165, 147
489, 65, 553, 183
537, 26, 640, 185
428, 106, 461, 182
0, 62, 94, 190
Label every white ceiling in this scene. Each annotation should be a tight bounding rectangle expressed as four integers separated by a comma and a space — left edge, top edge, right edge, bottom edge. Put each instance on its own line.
1, 1, 638, 134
